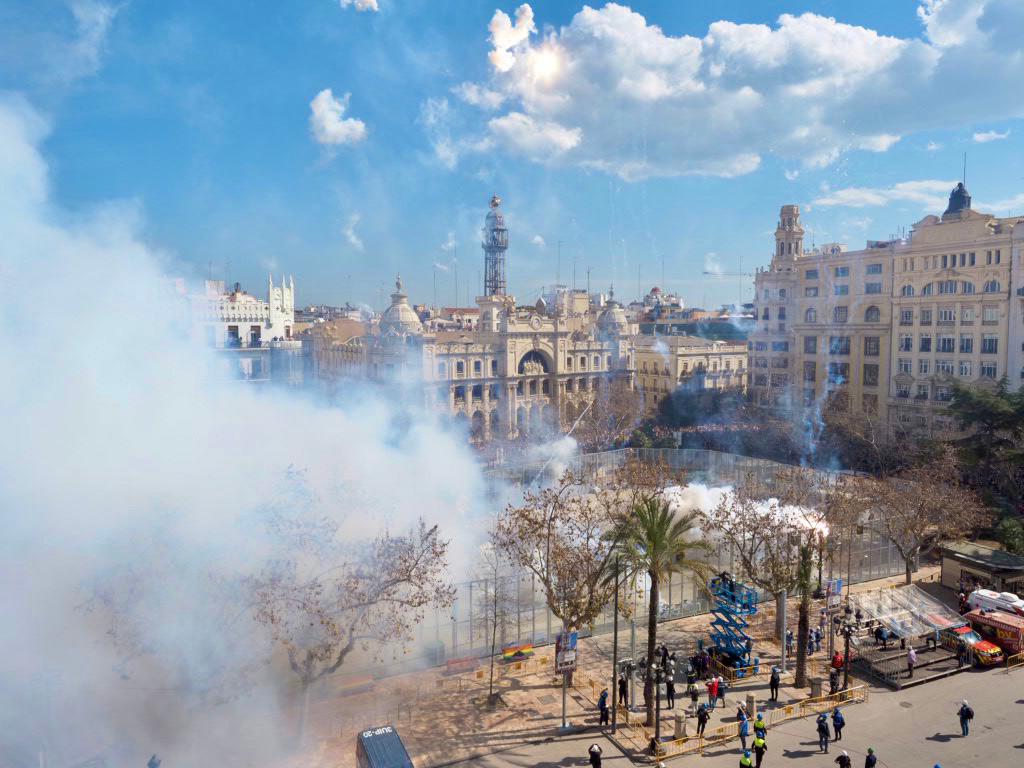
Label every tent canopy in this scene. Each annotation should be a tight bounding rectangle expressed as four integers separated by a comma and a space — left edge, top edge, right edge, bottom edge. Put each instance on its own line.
850, 584, 965, 638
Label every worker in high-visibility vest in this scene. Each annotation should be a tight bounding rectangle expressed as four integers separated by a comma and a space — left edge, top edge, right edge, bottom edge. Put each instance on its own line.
740, 750, 754, 768
752, 734, 768, 768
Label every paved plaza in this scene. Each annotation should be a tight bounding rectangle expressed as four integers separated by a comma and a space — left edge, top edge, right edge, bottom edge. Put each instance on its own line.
449, 664, 1020, 768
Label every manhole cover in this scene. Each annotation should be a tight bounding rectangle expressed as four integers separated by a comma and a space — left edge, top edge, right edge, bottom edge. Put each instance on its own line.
899, 701, 913, 708
539, 694, 556, 705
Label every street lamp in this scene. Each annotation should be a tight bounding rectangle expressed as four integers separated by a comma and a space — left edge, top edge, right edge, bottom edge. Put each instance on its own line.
619, 658, 638, 712
638, 656, 669, 747
832, 605, 863, 690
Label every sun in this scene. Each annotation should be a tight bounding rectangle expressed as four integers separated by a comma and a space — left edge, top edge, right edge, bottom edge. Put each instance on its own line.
531, 47, 561, 83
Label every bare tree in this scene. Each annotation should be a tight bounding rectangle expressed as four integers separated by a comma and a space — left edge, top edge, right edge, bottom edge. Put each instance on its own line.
820, 401, 913, 477
473, 536, 522, 706
868, 451, 991, 585
251, 516, 454, 740
571, 377, 642, 451
702, 467, 824, 688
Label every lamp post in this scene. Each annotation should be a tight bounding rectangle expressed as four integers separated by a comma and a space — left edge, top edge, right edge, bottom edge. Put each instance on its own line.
832, 605, 862, 690
638, 657, 667, 750
611, 554, 620, 734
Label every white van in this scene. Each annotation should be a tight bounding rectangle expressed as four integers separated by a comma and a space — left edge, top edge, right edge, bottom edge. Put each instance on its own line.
967, 588, 1024, 617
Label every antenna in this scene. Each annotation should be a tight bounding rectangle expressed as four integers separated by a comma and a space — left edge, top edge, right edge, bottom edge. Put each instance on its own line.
586, 266, 591, 296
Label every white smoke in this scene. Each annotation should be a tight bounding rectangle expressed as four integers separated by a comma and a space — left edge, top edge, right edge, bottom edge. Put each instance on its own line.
0, 96, 486, 766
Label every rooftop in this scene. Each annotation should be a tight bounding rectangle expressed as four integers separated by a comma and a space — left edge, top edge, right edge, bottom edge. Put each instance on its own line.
941, 541, 1024, 573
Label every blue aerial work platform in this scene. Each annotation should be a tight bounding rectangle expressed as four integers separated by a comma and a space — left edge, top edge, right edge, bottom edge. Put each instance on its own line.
708, 575, 759, 673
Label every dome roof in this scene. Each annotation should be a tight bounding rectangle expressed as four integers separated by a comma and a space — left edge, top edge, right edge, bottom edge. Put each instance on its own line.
380, 275, 423, 335
597, 286, 629, 336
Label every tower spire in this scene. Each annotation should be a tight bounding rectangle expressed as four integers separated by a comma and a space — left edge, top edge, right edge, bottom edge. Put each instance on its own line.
482, 194, 508, 297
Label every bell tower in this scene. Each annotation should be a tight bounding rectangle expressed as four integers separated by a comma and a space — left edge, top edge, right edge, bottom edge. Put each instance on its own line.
482, 194, 508, 296
774, 204, 804, 265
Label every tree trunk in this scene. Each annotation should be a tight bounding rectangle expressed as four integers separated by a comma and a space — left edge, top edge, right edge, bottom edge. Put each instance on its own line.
295, 678, 312, 748
644, 570, 659, 727
794, 544, 813, 689
905, 554, 914, 586
774, 591, 786, 641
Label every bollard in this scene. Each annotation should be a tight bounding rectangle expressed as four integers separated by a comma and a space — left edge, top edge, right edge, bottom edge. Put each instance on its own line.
809, 677, 823, 698
745, 692, 757, 716
675, 713, 687, 739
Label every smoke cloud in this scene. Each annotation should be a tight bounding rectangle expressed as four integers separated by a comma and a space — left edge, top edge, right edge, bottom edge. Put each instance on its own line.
0, 95, 486, 766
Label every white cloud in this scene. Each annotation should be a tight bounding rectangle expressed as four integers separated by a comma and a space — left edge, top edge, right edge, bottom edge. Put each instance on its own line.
67, 0, 119, 81
531, 234, 546, 247
453, 82, 506, 110
488, 4, 535, 73
309, 89, 367, 147
340, 0, 379, 11
813, 179, 957, 209
433, 261, 450, 272
926, 141, 942, 151
343, 213, 363, 251
973, 129, 1010, 142
441, 231, 456, 252
487, 112, 581, 160
784, 169, 800, 181
445, 0, 1024, 180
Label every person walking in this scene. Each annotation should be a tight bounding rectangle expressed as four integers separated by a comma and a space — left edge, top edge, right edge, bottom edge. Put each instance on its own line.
738, 711, 750, 751
696, 703, 710, 737
717, 676, 729, 708
769, 666, 780, 701
864, 747, 877, 768
785, 628, 794, 657
957, 639, 968, 668
588, 743, 603, 768
958, 700, 973, 736
618, 673, 628, 707
831, 707, 845, 741
661, 643, 670, 669
688, 682, 700, 713
834, 749, 852, 768
814, 627, 822, 653
752, 734, 768, 768
753, 712, 767, 740
739, 750, 754, 768
686, 660, 696, 686
828, 668, 839, 695
807, 634, 815, 656
666, 678, 676, 710
816, 712, 830, 754
598, 688, 610, 726
907, 646, 917, 679
706, 676, 719, 709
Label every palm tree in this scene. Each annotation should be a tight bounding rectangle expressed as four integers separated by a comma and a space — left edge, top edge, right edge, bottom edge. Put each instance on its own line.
610, 497, 712, 728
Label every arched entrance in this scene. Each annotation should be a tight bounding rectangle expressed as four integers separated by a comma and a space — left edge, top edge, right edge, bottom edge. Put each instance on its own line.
471, 411, 485, 440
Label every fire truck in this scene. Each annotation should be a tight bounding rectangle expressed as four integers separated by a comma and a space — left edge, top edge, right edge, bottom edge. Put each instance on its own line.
966, 608, 1024, 657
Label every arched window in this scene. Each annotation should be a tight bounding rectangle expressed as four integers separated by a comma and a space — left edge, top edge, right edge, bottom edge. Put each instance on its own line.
805, 308, 817, 323
901, 285, 914, 297
832, 306, 848, 324
961, 282, 975, 294
984, 280, 1001, 293
865, 306, 881, 323
939, 280, 956, 295
921, 283, 934, 295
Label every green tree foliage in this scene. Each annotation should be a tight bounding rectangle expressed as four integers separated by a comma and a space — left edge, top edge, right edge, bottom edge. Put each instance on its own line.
609, 499, 712, 727
947, 378, 1024, 506
995, 517, 1024, 556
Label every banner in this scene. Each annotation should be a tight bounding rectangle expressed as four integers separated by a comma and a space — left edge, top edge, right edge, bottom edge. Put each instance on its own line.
502, 642, 535, 663
555, 631, 578, 673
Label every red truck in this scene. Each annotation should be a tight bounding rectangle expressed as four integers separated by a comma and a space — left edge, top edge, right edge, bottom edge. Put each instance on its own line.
967, 608, 1024, 657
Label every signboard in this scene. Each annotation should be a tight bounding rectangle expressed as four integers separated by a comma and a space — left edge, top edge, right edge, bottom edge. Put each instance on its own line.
826, 578, 844, 609
555, 631, 578, 673
356, 725, 414, 768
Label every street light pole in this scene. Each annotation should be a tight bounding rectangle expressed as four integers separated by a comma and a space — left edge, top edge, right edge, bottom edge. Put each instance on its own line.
611, 555, 620, 734
654, 666, 663, 745
629, 617, 637, 710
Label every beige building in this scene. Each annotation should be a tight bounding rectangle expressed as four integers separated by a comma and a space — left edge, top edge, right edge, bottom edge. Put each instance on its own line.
635, 335, 746, 411
751, 184, 1024, 437
310, 197, 636, 444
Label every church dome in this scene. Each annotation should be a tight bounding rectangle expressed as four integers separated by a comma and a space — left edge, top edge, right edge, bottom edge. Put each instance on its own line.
597, 287, 629, 336
379, 275, 423, 335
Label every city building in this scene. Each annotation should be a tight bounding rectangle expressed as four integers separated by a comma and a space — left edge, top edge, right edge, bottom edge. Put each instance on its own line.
189, 276, 302, 384
635, 334, 747, 411
750, 185, 1024, 436
310, 195, 636, 444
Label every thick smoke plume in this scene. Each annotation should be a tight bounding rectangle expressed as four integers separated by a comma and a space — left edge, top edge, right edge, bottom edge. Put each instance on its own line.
0, 95, 486, 767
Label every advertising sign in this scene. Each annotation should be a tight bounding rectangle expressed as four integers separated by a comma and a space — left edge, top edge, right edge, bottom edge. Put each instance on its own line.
826, 578, 844, 608
555, 631, 578, 673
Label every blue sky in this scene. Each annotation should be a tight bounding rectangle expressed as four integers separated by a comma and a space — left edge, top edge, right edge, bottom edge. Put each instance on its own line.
3, 0, 1023, 309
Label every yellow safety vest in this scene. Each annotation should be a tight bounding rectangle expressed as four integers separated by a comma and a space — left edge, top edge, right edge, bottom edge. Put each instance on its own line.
754, 719, 766, 731
740, 758, 754, 767
753, 737, 767, 750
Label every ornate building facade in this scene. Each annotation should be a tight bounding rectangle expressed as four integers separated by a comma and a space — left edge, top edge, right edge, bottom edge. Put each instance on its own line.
312, 196, 636, 443
750, 185, 1024, 437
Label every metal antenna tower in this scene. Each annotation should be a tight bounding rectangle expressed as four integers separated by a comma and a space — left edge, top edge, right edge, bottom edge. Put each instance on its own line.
482, 194, 508, 296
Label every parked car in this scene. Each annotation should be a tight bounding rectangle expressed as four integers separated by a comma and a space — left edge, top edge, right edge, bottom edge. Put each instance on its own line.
940, 624, 1004, 666
966, 589, 1024, 618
